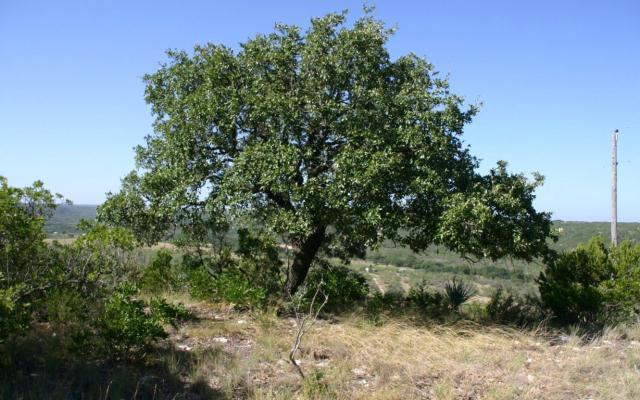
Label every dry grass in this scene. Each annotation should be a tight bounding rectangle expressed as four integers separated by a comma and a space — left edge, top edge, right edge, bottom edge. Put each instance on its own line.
164, 297, 640, 399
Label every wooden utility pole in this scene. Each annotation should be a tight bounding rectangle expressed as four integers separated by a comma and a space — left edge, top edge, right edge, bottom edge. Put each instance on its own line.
611, 129, 619, 246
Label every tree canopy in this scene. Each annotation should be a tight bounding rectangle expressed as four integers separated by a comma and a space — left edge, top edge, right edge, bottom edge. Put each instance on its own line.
99, 11, 555, 295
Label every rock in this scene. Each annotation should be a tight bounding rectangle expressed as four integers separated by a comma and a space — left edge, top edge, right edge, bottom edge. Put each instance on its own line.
550, 335, 570, 345
352, 367, 366, 377
213, 337, 229, 343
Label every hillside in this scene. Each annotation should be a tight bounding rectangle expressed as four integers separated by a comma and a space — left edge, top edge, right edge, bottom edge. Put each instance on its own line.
44, 204, 97, 237
45, 205, 640, 246
44, 205, 640, 296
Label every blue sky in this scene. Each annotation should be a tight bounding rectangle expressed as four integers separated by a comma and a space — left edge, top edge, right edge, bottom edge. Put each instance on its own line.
1, 0, 638, 221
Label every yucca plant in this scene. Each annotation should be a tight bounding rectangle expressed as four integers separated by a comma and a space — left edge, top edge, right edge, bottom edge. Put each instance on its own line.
444, 277, 476, 311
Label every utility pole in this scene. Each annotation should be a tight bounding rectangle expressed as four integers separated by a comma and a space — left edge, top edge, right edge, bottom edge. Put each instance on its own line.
611, 129, 619, 246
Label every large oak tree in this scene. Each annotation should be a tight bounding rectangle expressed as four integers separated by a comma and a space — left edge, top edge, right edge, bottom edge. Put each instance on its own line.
99, 12, 554, 295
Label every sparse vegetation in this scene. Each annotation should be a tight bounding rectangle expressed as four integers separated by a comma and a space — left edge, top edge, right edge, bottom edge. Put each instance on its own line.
3, 8, 640, 399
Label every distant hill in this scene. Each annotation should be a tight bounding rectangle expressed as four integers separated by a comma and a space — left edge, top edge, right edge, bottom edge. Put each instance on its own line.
44, 204, 640, 248
551, 221, 640, 250
45, 204, 97, 237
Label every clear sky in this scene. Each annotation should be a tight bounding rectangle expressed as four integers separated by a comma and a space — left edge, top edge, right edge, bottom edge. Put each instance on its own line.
1, 0, 638, 221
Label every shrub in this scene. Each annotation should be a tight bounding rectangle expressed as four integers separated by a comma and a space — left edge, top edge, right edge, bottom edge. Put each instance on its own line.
407, 281, 448, 317
184, 231, 283, 309
364, 291, 406, 320
539, 237, 640, 325
0, 281, 30, 341
96, 283, 185, 359
140, 249, 177, 292
443, 277, 476, 311
302, 263, 369, 313
149, 297, 192, 326
98, 283, 167, 357
184, 250, 235, 299
236, 228, 283, 297
538, 237, 613, 325
211, 268, 268, 309
40, 286, 95, 333
600, 241, 640, 323
186, 251, 269, 309
485, 287, 544, 326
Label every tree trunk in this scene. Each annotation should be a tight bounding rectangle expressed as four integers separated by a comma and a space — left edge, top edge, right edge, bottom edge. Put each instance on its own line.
284, 226, 326, 297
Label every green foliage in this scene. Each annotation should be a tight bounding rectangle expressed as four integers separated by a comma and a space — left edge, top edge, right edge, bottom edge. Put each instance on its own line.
96, 283, 184, 360
435, 163, 556, 262
99, 10, 554, 295
600, 241, 640, 323
485, 288, 544, 326
140, 249, 178, 292
443, 277, 476, 311
303, 263, 369, 312
538, 237, 640, 325
0, 277, 30, 341
210, 268, 268, 309
406, 280, 448, 316
149, 297, 191, 326
363, 291, 403, 323
236, 228, 284, 296
41, 287, 92, 332
0, 177, 67, 339
183, 230, 284, 308
185, 250, 271, 309
0, 177, 187, 362
364, 281, 453, 321
538, 237, 611, 324
301, 370, 332, 398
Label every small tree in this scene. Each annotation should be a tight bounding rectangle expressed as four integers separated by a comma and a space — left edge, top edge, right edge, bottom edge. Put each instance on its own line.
99, 11, 554, 296
538, 237, 640, 325
0, 176, 63, 285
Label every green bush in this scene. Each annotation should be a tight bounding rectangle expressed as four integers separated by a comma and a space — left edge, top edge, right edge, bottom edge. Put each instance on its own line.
600, 241, 640, 323
150, 297, 191, 325
485, 287, 544, 326
236, 228, 283, 297
0, 281, 30, 341
364, 291, 406, 320
96, 283, 183, 359
186, 251, 269, 309
211, 268, 268, 309
407, 281, 448, 317
184, 250, 235, 299
538, 237, 640, 325
538, 237, 611, 324
140, 249, 177, 292
303, 263, 369, 313
41, 287, 95, 332
183, 230, 283, 309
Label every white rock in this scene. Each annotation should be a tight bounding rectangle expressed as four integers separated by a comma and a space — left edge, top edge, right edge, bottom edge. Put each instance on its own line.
352, 367, 366, 376
213, 337, 229, 343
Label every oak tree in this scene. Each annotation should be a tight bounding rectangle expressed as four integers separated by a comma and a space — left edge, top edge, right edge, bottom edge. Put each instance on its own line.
99, 12, 554, 295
